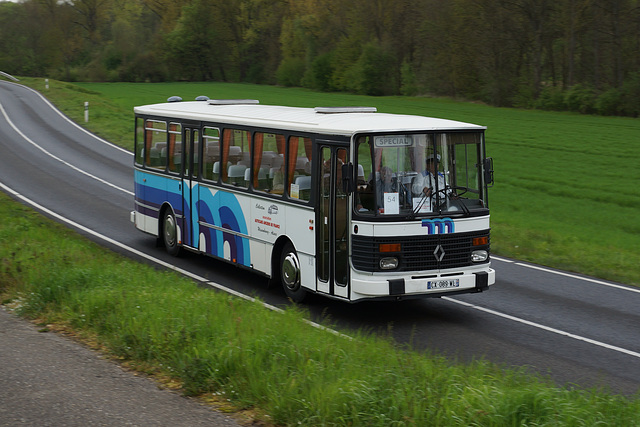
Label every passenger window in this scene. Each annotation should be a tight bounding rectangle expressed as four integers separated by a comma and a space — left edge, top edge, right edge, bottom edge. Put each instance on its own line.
144, 120, 167, 170
202, 127, 220, 181
288, 136, 312, 202
167, 122, 182, 174
253, 132, 285, 194
135, 117, 145, 165
221, 129, 250, 188
356, 136, 374, 213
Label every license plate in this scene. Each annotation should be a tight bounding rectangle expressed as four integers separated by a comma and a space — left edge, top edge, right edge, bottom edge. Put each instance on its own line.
427, 279, 459, 290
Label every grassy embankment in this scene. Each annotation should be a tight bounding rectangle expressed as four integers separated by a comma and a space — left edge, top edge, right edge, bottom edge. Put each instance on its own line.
20, 77, 640, 286
1, 192, 639, 426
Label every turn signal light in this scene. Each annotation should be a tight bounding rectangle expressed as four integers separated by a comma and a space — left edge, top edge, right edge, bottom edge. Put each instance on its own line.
472, 236, 488, 246
379, 243, 401, 253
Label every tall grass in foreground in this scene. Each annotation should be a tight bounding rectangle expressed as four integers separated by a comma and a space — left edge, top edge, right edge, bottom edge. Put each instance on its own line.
1, 193, 639, 426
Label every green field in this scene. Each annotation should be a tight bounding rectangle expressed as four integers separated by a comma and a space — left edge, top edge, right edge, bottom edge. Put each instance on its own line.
1, 191, 639, 426
20, 78, 640, 286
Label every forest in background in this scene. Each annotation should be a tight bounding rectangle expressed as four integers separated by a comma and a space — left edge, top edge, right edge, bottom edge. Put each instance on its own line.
1, 0, 639, 116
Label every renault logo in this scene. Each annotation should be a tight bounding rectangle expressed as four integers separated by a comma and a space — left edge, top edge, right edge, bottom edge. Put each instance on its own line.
433, 244, 445, 262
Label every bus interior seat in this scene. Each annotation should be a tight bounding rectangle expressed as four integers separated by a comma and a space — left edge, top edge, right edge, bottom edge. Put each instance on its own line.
295, 175, 311, 190
296, 157, 309, 172
227, 164, 247, 186
294, 175, 312, 200
149, 147, 161, 166
228, 146, 242, 163
261, 152, 276, 167
357, 164, 366, 188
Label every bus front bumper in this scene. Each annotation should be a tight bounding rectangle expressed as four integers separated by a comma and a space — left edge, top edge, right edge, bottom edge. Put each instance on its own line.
350, 267, 495, 300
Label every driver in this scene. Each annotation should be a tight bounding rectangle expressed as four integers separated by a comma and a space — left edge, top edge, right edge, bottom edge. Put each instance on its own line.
412, 154, 450, 199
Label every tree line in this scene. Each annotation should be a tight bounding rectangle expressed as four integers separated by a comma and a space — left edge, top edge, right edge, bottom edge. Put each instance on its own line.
1, 0, 639, 116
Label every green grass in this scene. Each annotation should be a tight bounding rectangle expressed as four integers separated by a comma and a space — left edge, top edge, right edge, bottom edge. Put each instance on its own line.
15, 77, 640, 286
1, 191, 639, 426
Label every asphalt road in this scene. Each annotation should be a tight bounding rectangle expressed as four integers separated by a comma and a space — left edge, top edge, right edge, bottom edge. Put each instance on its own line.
0, 307, 239, 426
1, 80, 638, 419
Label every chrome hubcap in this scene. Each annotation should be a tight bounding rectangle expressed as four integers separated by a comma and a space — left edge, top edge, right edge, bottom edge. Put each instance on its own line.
282, 253, 300, 290
164, 214, 176, 246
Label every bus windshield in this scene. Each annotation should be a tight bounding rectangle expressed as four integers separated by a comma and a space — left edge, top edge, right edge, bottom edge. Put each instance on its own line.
355, 132, 487, 217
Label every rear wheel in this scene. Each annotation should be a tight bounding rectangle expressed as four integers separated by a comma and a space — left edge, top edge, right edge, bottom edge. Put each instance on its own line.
280, 242, 307, 303
162, 209, 181, 256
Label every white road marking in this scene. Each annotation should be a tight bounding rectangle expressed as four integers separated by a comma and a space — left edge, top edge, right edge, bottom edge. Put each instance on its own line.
443, 296, 640, 359
16, 82, 133, 156
492, 255, 640, 294
0, 102, 133, 196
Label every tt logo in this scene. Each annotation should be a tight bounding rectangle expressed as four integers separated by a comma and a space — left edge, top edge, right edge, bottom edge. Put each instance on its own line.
422, 218, 455, 234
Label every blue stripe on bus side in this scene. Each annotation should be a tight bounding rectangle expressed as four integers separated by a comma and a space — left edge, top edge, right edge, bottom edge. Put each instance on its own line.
135, 170, 251, 267
197, 186, 250, 267
134, 171, 183, 216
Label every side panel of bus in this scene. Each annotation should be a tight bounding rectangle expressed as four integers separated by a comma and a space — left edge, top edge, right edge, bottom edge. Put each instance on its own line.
134, 169, 181, 238
187, 185, 316, 290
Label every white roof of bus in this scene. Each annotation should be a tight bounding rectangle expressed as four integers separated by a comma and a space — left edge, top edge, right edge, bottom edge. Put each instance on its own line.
134, 101, 486, 135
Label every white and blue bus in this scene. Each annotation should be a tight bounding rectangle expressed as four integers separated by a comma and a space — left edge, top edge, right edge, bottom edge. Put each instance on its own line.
131, 98, 495, 302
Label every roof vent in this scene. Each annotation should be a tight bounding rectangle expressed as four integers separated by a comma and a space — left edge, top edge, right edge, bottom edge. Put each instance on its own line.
207, 99, 260, 105
167, 96, 182, 102
195, 95, 210, 101
314, 106, 377, 114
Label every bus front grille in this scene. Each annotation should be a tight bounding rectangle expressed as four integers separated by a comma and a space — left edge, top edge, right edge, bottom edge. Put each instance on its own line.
351, 230, 490, 272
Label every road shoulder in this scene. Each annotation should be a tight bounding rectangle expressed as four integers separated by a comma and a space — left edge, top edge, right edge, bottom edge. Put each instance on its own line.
0, 306, 241, 426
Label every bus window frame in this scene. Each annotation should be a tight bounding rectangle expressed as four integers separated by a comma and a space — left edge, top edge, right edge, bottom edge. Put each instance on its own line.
351, 130, 489, 220
136, 116, 326, 208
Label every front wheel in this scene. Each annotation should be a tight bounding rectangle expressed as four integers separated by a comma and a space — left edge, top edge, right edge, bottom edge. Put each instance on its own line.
280, 242, 307, 303
162, 209, 181, 256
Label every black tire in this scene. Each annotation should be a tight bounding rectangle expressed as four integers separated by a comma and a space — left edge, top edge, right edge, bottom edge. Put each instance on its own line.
280, 242, 307, 303
162, 209, 181, 256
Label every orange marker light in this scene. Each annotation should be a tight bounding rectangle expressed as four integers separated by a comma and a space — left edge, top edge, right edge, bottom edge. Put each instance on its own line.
379, 243, 401, 253
472, 237, 488, 246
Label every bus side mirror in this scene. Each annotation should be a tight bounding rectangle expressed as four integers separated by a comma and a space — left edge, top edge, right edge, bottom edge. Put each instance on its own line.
484, 157, 494, 186
342, 163, 354, 194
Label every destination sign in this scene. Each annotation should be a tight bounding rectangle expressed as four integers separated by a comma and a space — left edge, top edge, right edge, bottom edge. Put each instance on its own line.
374, 136, 413, 147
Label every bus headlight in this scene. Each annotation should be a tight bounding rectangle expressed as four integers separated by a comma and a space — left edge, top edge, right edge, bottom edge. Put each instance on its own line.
380, 257, 399, 270
471, 250, 488, 262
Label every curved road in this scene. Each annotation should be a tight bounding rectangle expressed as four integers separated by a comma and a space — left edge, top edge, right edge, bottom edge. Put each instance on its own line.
1, 80, 639, 403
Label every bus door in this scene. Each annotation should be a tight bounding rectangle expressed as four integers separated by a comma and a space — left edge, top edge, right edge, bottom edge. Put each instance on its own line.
181, 126, 200, 249
317, 146, 350, 299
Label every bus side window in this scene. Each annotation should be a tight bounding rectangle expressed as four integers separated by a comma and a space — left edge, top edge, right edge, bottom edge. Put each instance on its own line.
356, 136, 374, 213
144, 120, 167, 170
288, 136, 312, 201
222, 129, 250, 188
202, 127, 220, 181
135, 117, 145, 165
167, 122, 182, 174
253, 132, 284, 195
